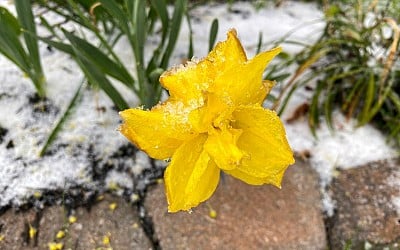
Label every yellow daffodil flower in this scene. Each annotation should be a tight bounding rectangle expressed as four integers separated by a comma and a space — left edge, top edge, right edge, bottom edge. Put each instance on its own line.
120, 29, 295, 212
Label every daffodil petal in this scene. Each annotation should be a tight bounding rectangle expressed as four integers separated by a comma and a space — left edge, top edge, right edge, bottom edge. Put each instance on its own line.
206, 29, 247, 70
230, 105, 295, 187
211, 47, 281, 106
204, 128, 244, 170
119, 101, 193, 160
160, 60, 213, 106
188, 92, 233, 133
159, 29, 246, 106
224, 166, 286, 187
254, 80, 276, 105
164, 135, 220, 212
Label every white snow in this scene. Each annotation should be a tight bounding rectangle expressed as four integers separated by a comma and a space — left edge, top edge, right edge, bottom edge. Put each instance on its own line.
0, 1, 398, 214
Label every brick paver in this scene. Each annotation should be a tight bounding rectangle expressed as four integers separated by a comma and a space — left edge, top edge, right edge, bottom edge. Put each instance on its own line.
145, 158, 327, 250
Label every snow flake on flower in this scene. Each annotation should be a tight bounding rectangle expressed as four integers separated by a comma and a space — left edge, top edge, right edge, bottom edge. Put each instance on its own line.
119, 29, 295, 212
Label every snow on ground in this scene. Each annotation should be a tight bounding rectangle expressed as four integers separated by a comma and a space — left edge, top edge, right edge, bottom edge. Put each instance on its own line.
0, 1, 398, 213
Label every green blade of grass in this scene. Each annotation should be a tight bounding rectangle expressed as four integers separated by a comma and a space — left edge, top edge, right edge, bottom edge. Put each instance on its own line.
133, 0, 147, 66
324, 85, 336, 131
98, 0, 130, 35
161, 0, 187, 68
75, 54, 129, 110
15, 0, 46, 97
58, 33, 128, 110
0, 7, 30, 71
62, 30, 135, 88
150, 0, 169, 44
186, 12, 194, 59
0, 7, 20, 34
358, 72, 375, 124
256, 31, 263, 54
208, 18, 219, 52
309, 80, 324, 137
36, 35, 75, 55
39, 79, 85, 157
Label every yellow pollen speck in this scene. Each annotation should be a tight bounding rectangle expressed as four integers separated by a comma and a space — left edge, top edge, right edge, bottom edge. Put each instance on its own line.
132, 223, 139, 229
33, 191, 42, 198
29, 224, 37, 239
209, 208, 217, 219
0, 234, 5, 241
102, 233, 111, 245
48, 242, 64, 250
130, 193, 139, 202
56, 230, 65, 239
97, 195, 104, 201
156, 178, 163, 184
109, 202, 117, 211
68, 215, 77, 224
108, 182, 119, 191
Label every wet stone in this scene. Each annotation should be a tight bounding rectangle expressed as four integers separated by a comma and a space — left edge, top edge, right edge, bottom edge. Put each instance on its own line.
328, 157, 400, 249
145, 158, 327, 250
0, 194, 151, 250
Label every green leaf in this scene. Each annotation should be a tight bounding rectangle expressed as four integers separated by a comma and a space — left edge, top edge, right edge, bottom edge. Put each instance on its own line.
358, 72, 375, 124
0, 9, 29, 70
0, 7, 20, 35
15, 0, 45, 97
256, 31, 263, 54
75, 54, 129, 110
208, 18, 219, 52
186, 12, 193, 59
40, 79, 85, 157
133, 0, 147, 66
150, 0, 169, 43
309, 80, 324, 137
98, 0, 130, 34
324, 85, 336, 131
161, 0, 187, 68
62, 30, 135, 88
39, 16, 58, 38
37, 36, 75, 55
0, 6, 46, 97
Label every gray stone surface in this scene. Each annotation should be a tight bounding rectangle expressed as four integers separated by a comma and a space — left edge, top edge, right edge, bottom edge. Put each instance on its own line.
145, 158, 327, 250
328, 157, 400, 250
0, 194, 151, 250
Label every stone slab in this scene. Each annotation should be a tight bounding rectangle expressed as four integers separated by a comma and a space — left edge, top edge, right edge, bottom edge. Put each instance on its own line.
328, 157, 400, 249
145, 158, 326, 250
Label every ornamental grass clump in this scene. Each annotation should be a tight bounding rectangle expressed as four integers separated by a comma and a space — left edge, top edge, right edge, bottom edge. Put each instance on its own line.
120, 30, 295, 212
270, 0, 400, 145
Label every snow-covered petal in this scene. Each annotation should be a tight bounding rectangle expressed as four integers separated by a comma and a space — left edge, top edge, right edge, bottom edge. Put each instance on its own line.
119, 101, 194, 160
210, 47, 281, 106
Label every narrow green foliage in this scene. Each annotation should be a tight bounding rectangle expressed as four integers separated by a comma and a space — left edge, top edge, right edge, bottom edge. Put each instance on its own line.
15, 0, 45, 96
273, 0, 400, 146
40, 79, 85, 157
161, 0, 187, 69
62, 29, 135, 89
186, 12, 194, 59
208, 18, 219, 52
0, 4, 45, 97
256, 31, 263, 54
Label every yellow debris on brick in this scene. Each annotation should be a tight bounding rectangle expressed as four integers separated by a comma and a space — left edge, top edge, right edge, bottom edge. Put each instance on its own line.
48, 242, 64, 250
68, 215, 77, 224
56, 230, 65, 239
